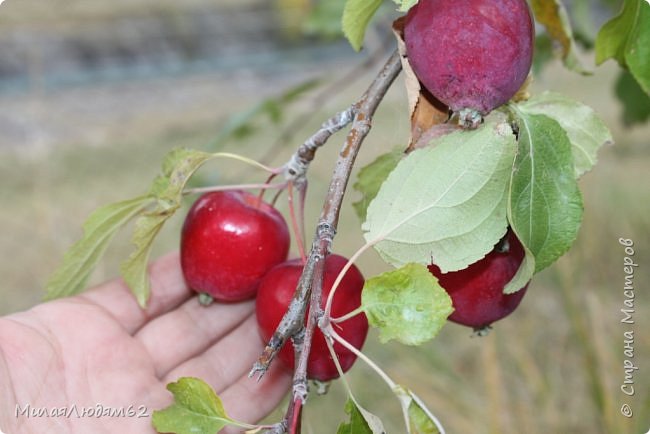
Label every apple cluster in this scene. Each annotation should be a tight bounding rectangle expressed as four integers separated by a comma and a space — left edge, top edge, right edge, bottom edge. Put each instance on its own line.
180, 189, 529, 382
180, 190, 368, 381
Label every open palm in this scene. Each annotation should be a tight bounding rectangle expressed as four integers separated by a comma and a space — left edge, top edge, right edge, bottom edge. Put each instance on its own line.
0, 252, 291, 434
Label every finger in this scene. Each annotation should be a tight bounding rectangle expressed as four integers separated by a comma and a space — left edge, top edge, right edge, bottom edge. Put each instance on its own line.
162, 315, 265, 391
219, 362, 292, 432
135, 296, 255, 377
79, 251, 192, 334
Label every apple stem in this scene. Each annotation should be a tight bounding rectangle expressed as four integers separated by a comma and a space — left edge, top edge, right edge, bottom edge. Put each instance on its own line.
257, 173, 279, 205
183, 181, 287, 196
329, 327, 396, 389
287, 181, 307, 263
330, 306, 365, 324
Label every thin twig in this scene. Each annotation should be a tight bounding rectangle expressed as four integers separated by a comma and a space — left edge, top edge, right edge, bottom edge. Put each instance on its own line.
250, 49, 402, 433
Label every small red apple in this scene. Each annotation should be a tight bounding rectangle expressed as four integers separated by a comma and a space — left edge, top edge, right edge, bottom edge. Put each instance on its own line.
255, 254, 368, 381
428, 229, 529, 330
180, 190, 290, 302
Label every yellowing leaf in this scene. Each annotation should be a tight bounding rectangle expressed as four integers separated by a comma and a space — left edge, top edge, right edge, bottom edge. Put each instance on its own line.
531, 0, 590, 74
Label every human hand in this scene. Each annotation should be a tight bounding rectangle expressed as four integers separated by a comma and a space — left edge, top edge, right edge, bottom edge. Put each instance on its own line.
0, 252, 291, 434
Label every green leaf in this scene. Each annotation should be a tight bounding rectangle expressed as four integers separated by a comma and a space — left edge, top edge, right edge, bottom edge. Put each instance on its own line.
44, 196, 152, 301
362, 264, 453, 345
394, 387, 445, 434
353, 149, 403, 221
158, 148, 215, 202
596, 0, 650, 95
120, 213, 168, 307
363, 119, 517, 273
337, 399, 383, 434
122, 148, 217, 306
615, 69, 650, 126
508, 110, 583, 273
392, 0, 418, 12
342, 0, 382, 51
152, 377, 244, 434
519, 91, 613, 178
530, 0, 590, 74
533, 34, 555, 75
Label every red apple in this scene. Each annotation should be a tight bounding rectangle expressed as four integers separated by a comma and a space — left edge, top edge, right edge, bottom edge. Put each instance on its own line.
256, 254, 368, 381
180, 190, 290, 302
404, 0, 534, 123
428, 229, 529, 329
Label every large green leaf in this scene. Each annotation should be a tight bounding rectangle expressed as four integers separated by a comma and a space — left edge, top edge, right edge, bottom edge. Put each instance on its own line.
362, 264, 453, 345
342, 0, 383, 51
596, 0, 650, 95
530, 0, 590, 74
353, 149, 403, 221
508, 110, 583, 273
519, 91, 613, 178
152, 378, 245, 434
44, 196, 152, 301
363, 119, 516, 273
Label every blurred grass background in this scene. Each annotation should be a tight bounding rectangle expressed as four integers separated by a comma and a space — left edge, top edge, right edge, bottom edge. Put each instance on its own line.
1, 1, 648, 433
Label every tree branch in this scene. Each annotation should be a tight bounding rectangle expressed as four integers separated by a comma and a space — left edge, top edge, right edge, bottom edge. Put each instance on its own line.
256, 49, 402, 433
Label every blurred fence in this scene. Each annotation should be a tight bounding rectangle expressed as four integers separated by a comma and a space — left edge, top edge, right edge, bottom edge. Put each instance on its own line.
0, 2, 353, 94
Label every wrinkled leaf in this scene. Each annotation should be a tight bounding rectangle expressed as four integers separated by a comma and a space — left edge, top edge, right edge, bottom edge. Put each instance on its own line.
152, 377, 242, 434
158, 148, 215, 201
363, 119, 516, 273
596, 0, 650, 94
362, 264, 453, 345
44, 196, 152, 300
353, 149, 403, 221
337, 399, 385, 434
519, 91, 613, 178
531, 0, 590, 74
342, 0, 382, 51
509, 111, 583, 273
